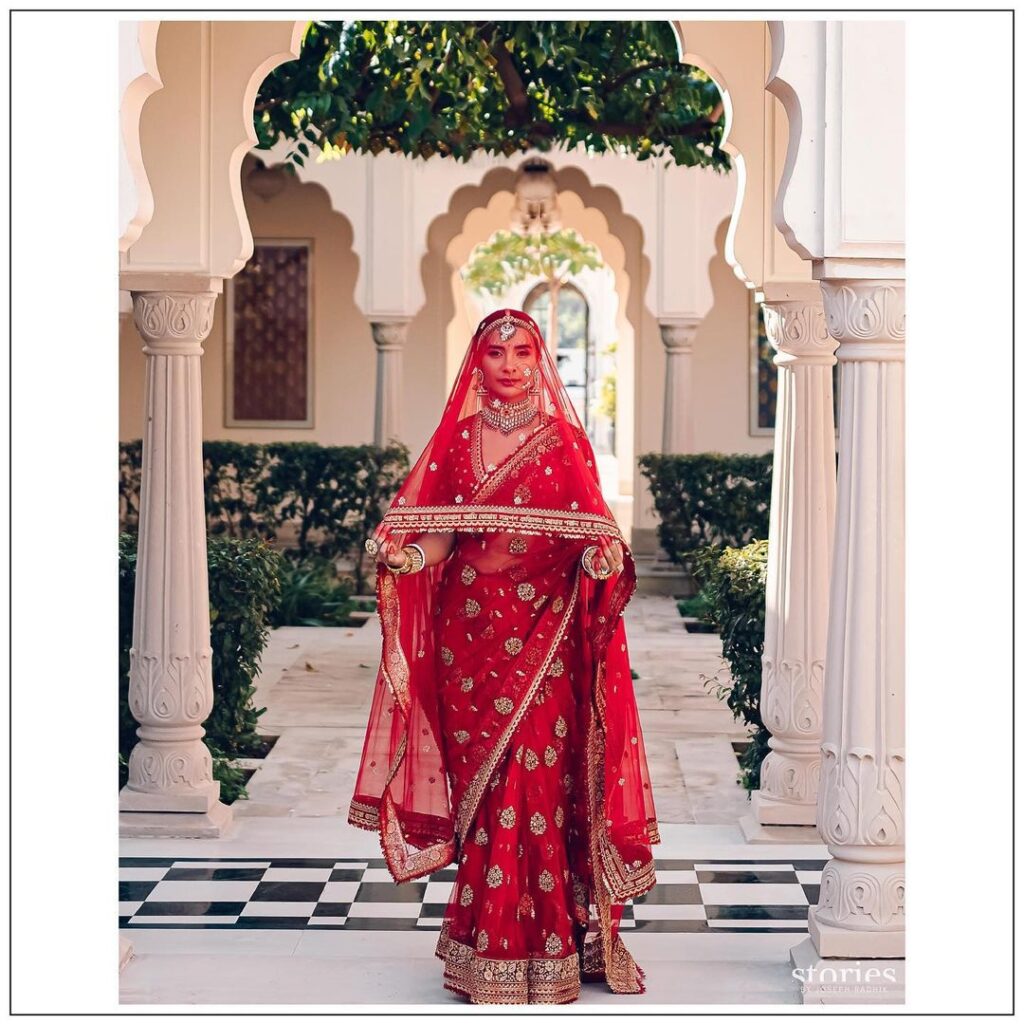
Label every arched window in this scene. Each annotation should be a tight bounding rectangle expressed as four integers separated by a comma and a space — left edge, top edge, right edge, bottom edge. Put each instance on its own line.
524, 282, 595, 435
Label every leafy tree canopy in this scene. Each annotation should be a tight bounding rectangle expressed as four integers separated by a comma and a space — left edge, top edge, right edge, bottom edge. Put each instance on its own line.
462, 229, 604, 297
255, 21, 728, 171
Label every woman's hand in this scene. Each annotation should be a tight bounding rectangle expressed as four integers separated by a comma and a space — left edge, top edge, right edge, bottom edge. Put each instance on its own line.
593, 536, 625, 576
369, 522, 408, 571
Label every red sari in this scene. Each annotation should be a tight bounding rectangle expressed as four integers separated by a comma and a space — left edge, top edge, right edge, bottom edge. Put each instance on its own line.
348, 309, 659, 1005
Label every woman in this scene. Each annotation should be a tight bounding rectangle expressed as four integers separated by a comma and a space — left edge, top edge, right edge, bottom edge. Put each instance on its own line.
348, 308, 659, 1005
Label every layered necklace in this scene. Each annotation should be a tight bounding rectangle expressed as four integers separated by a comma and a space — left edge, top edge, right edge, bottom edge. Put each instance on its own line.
480, 395, 539, 435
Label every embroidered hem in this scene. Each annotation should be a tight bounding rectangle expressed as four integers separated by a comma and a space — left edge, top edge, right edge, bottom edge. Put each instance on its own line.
435, 920, 581, 1005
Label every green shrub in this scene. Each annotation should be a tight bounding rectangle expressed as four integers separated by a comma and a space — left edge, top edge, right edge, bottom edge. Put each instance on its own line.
676, 587, 715, 622
637, 452, 773, 568
119, 440, 409, 595
692, 539, 770, 793
119, 532, 283, 800
269, 556, 356, 627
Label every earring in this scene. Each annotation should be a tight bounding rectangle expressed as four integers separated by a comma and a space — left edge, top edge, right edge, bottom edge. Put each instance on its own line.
473, 367, 487, 396
529, 368, 541, 395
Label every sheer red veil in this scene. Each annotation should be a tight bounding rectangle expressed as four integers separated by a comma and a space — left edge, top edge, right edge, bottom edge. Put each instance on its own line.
349, 306, 659, 918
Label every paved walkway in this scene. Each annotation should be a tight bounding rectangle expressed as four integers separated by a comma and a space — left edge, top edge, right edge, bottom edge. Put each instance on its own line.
119, 593, 831, 1006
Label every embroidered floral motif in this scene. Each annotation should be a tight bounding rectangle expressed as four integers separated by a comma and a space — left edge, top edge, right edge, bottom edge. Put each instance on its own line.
476, 930, 489, 951
474, 826, 489, 845
459, 884, 474, 906
429, 462, 438, 471
516, 582, 536, 601
524, 748, 540, 771
538, 869, 555, 892
515, 744, 523, 762
549, 657, 564, 677
461, 677, 474, 692
554, 716, 568, 738
552, 596, 564, 614
518, 893, 535, 918
529, 812, 547, 835
499, 806, 516, 828
545, 933, 563, 954
455, 495, 464, 503
513, 483, 532, 504
555, 805, 565, 828
461, 565, 477, 585
494, 697, 514, 714
504, 637, 523, 656
463, 598, 481, 617
486, 865, 503, 888
441, 647, 454, 666
509, 537, 528, 554
454, 730, 470, 744
544, 745, 558, 767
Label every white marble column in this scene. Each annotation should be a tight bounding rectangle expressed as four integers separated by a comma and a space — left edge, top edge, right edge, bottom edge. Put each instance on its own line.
659, 317, 699, 453
119, 291, 232, 838
810, 274, 905, 957
371, 317, 410, 446
752, 293, 837, 826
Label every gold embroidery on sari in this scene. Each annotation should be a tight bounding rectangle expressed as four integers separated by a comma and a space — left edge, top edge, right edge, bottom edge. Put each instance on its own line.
454, 570, 581, 841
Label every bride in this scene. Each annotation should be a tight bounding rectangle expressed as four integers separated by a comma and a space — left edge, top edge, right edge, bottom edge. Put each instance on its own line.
349, 307, 659, 1005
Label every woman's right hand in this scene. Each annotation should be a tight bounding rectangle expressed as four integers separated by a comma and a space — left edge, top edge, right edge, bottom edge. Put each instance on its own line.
369, 522, 409, 570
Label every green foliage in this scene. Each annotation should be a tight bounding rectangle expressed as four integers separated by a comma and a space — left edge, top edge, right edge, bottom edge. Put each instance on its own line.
120, 440, 409, 595
676, 587, 714, 622
119, 533, 284, 800
269, 556, 357, 627
256, 21, 729, 171
637, 452, 773, 568
692, 540, 770, 792
462, 229, 604, 297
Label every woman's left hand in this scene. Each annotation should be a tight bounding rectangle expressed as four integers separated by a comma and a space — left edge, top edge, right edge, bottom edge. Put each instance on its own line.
594, 536, 625, 575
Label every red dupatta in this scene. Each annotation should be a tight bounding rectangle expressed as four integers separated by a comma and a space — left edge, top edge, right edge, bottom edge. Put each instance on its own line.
348, 308, 659, 931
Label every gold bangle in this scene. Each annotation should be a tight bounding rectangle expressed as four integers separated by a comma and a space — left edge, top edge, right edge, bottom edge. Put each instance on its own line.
581, 544, 612, 581
393, 542, 426, 575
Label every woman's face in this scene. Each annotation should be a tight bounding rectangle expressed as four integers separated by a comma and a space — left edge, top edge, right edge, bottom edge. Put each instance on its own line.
479, 326, 540, 403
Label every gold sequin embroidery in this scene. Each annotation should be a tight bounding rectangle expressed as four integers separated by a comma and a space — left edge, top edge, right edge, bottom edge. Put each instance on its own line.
486, 865, 503, 888
524, 748, 539, 771
549, 657, 564, 677
454, 730, 470, 744
552, 596, 564, 614
545, 933, 563, 955
476, 930, 489, 952
516, 583, 536, 601
460, 677, 474, 692
509, 537, 527, 554
499, 806, 516, 828
544, 745, 558, 767
554, 716, 568, 738
554, 806, 564, 828
474, 827, 489, 845
504, 637, 523, 656
494, 697, 514, 715
529, 812, 547, 835
463, 598, 481, 617
441, 647, 454, 666
461, 565, 477, 585
459, 884, 474, 906
538, 869, 555, 892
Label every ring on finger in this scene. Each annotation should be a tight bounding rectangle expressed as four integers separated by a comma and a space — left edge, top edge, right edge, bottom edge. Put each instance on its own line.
365, 537, 380, 556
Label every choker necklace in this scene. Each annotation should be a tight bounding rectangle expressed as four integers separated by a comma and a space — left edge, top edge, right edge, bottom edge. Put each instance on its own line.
480, 395, 539, 435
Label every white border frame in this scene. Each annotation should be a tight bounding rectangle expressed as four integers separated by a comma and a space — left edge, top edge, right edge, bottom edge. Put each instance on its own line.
225, 237, 315, 429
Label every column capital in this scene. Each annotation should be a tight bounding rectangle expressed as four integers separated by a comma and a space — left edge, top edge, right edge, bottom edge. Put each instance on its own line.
658, 317, 700, 354
762, 297, 836, 364
131, 291, 218, 355
817, 278, 905, 360
371, 317, 412, 352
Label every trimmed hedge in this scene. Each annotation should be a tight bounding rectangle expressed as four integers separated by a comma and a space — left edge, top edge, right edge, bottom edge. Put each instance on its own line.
692, 539, 770, 793
119, 440, 409, 594
637, 452, 772, 568
119, 532, 283, 802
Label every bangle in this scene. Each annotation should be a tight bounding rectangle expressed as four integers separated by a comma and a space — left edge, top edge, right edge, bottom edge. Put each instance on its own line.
393, 542, 426, 575
581, 544, 613, 581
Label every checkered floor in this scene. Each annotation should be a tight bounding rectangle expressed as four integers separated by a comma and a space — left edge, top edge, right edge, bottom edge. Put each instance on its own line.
119, 856, 826, 933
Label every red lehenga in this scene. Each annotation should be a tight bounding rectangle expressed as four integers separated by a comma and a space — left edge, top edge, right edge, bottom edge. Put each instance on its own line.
348, 308, 659, 1005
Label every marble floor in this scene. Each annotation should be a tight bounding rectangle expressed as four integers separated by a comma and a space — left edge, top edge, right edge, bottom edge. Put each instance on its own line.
119, 592, 837, 1007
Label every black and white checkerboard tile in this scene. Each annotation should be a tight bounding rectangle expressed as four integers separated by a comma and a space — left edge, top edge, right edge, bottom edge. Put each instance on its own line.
119, 857, 827, 933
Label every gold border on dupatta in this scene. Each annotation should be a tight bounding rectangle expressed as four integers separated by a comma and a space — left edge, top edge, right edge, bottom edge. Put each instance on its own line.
472, 415, 562, 502
383, 504, 625, 542
453, 566, 582, 843
367, 568, 457, 882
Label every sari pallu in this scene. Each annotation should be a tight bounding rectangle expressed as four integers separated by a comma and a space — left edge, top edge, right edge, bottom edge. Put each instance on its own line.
348, 412, 659, 1001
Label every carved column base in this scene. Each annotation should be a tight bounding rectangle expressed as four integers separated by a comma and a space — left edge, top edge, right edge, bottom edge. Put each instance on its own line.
808, 851, 906, 958
118, 800, 233, 839
754, 736, 822, 824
